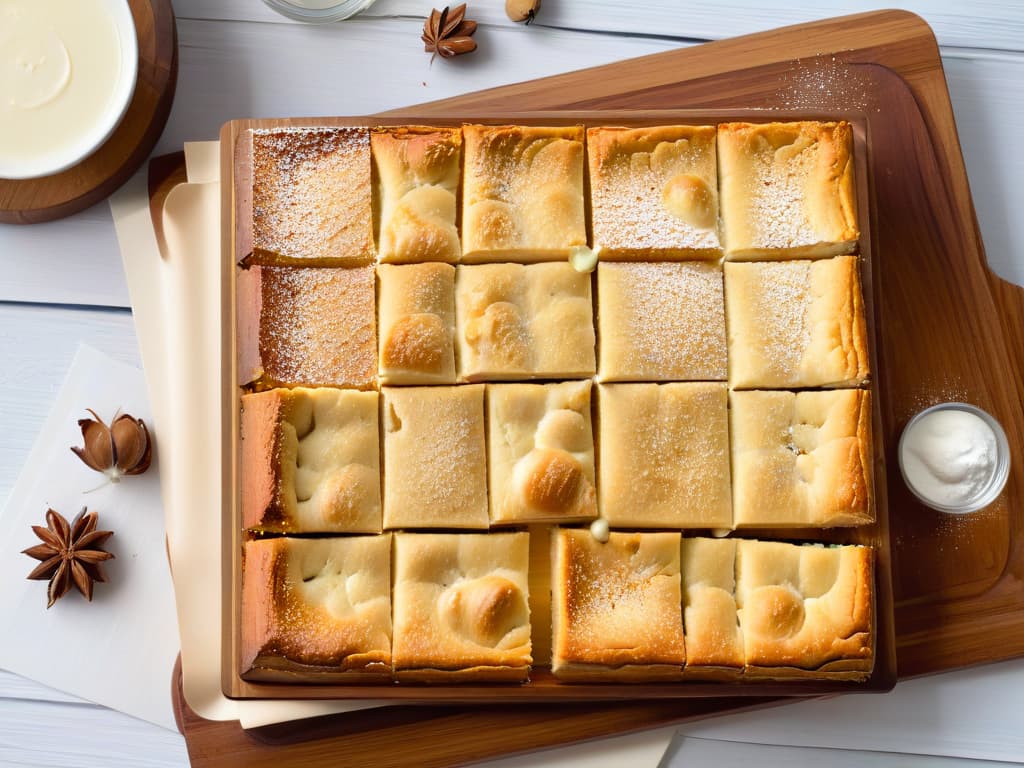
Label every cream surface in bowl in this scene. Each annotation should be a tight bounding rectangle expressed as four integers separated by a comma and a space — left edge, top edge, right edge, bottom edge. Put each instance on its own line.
0, 0, 138, 180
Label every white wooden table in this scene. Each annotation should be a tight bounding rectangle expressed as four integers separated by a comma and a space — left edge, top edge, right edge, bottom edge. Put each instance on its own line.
1, 2, 1022, 765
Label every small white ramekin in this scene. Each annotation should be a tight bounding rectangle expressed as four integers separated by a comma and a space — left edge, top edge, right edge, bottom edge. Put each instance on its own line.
262, 0, 378, 23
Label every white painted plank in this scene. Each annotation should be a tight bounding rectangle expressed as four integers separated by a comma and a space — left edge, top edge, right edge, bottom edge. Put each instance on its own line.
173, 0, 1024, 53
0, 698, 187, 768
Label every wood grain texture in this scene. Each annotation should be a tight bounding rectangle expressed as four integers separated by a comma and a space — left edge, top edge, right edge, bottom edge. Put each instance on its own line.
0, 0, 178, 224
172, 9, 1023, 767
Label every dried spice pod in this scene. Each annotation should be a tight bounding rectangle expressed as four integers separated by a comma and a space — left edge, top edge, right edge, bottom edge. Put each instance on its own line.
506, 0, 541, 23
422, 4, 478, 62
23, 508, 115, 609
71, 409, 152, 483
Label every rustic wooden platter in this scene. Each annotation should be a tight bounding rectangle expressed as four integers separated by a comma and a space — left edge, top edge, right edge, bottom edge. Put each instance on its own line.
169, 9, 1024, 766
0, 0, 177, 225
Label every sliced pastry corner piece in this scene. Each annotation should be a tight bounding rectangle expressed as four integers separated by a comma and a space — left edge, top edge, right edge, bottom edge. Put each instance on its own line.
588, 125, 720, 259
246, 126, 375, 267
681, 537, 743, 679
597, 261, 726, 382
456, 262, 595, 381
392, 532, 532, 682
241, 388, 381, 533
381, 385, 489, 529
718, 120, 859, 260
730, 389, 874, 528
487, 381, 596, 524
724, 255, 870, 389
237, 264, 377, 390
461, 124, 586, 262
735, 539, 874, 680
597, 383, 732, 528
377, 262, 456, 385
240, 534, 392, 682
551, 528, 685, 681
372, 126, 462, 264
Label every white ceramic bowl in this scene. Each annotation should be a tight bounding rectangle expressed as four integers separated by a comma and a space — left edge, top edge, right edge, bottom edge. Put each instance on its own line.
0, 0, 138, 180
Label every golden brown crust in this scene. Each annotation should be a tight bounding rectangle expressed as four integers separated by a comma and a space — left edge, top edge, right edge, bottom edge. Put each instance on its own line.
735, 540, 874, 680
681, 538, 744, 673
718, 121, 859, 260
238, 265, 377, 390
730, 389, 874, 527
240, 536, 392, 681
551, 529, 685, 680
240, 388, 381, 534
487, 382, 596, 524
462, 125, 586, 262
377, 262, 457, 385
597, 262, 727, 382
725, 256, 870, 389
597, 383, 732, 528
372, 126, 462, 264
382, 385, 489, 529
588, 125, 720, 259
455, 262, 595, 381
392, 533, 532, 680
249, 127, 375, 267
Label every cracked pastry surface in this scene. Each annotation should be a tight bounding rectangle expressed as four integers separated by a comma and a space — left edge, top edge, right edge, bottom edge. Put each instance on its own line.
736, 539, 873, 679
372, 126, 462, 264
249, 127, 375, 266
718, 120, 858, 260
392, 532, 531, 681
456, 262, 595, 381
462, 125, 586, 262
598, 261, 726, 382
241, 388, 381, 533
588, 125, 720, 259
487, 381, 596, 524
598, 383, 732, 528
377, 262, 456, 385
552, 529, 685, 681
237, 264, 377, 390
730, 389, 873, 527
382, 385, 488, 529
240, 535, 392, 680
725, 256, 869, 389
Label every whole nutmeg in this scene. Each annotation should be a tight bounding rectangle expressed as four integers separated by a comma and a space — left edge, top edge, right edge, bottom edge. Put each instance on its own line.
71, 409, 153, 484
506, 0, 541, 24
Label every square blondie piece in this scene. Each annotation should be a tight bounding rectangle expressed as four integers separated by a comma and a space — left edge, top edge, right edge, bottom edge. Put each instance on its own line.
597, 262, 726, 381
382, 386, 488, 529
241, 388, 380, 533
241, 535, 392, 681
487, 381, 596, 524
730, 389, 873, 527
371, 126, 462, 264
392, 532, 532, 681
718, 121, 859, 260
681, 538, 743, 678
237, 265, 377, 390
598, 383, 732, 528
377, 263, 456, 385
588, 125, 720, 259
247, 127, 374, 266
456, 263, 595, 381
552, 529, 685, 681
462, 125, 586, 262
736, 540, 874, 680
725, 256, 869, 389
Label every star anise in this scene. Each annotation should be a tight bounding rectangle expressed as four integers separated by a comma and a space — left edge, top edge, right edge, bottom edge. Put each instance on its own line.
71, 409, 152, 484
23, 508, 115, 609
422, 4, 477, 62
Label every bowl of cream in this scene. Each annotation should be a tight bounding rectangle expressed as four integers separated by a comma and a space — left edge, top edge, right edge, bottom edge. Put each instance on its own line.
898, 402, 1011, 514
0, 0, 138, 180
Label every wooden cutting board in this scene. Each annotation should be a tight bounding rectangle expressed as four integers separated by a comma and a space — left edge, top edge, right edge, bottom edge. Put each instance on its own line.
169, 9, 1024, 766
